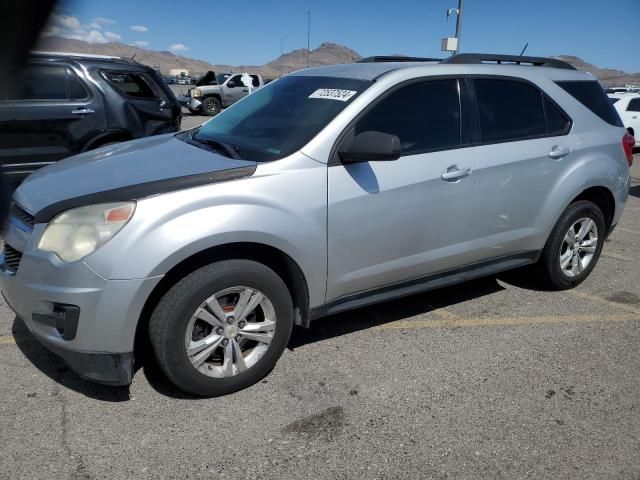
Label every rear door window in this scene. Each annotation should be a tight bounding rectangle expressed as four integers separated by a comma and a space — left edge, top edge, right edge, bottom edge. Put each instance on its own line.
6, 65, 67, 101
3, 65, 90, 102
627, 98, 640, 112
544, 96, 572, 135
67, 70, 89, 100
556, 81, 623, 127
104, 71, 157, 99
474, 79, 546, 142
354, 78, 461, 155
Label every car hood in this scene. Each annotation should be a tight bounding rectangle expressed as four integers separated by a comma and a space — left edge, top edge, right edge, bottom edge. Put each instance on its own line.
14, 134, 256, 219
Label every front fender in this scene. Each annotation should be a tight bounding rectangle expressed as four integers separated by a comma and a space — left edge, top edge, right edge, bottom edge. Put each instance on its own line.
84, 157, 328, 307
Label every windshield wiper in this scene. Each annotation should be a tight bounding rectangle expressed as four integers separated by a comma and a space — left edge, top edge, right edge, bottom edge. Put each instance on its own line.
189, 134, 240, 159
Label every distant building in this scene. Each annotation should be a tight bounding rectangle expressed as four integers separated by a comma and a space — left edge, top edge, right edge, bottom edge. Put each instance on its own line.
169, 68, 189, 77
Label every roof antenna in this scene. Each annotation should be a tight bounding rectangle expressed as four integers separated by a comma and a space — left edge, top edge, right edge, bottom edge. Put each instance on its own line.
519, 43, 529, 56
131, 53, 136, 60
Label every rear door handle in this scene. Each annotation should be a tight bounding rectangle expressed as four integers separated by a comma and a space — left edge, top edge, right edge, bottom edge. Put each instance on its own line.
441, 165, 472, 182
548, 145, 571, 159
71, 108, 95, 115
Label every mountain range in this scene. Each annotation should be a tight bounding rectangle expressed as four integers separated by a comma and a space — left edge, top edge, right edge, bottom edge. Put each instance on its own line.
39, 36, 639, 86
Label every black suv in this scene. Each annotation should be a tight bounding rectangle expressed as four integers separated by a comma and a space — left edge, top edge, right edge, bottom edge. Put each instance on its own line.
0, 51, 182, 188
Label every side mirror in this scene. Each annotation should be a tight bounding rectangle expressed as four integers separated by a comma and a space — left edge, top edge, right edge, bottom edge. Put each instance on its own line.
339, 131, 402, 163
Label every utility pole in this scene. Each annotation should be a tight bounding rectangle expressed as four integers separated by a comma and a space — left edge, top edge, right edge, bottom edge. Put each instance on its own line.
454, 0, 464, 53
280, 38, 283, 77
444, 0, 464, 54
307, 11, 311, 68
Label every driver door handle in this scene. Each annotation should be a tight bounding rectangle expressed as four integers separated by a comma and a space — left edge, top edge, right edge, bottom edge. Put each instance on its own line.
441, 165, 472, 182
71, 108, 95, 115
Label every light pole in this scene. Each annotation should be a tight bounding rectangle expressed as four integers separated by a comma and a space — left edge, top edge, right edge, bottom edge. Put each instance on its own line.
454, 0, 463, 53
307, 11, 311, 68
445, 0, 464, 54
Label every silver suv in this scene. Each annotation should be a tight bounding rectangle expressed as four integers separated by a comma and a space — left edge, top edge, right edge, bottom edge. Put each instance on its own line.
0, 54, 630, 396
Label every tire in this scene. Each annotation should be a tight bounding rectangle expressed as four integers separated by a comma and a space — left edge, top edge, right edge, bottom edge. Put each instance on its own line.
200, 96, 222, 116
536, 200, 606, 290
149, 260, 293, 396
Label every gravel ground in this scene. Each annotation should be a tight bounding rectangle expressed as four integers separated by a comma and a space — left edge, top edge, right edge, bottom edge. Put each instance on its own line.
0, 151, 638, 479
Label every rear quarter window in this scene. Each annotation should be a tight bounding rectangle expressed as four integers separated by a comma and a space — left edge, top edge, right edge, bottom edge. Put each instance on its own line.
104, 71, 157, 99
627, 98, 640, 112
556, 81, 623, 127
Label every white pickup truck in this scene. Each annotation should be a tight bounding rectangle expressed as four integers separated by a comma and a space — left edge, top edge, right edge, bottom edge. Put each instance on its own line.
186, 71, 265, 116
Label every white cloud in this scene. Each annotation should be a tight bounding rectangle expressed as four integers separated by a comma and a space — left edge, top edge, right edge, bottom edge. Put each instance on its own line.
104, 31, 122, 41
83, 30, 108, 44
130, 25, 148, 32
94, 17, 116, 25
50, 14, 81, 30
133, 40, 149, 47
43, 13, 122, 44
169, 43, 189, 53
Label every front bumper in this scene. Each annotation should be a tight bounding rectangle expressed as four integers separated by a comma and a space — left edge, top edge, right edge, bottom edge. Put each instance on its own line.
0, 232, 161, 385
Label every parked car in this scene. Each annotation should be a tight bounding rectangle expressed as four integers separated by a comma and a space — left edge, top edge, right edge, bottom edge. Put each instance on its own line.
1, 54, 629, 396
177, 76, 190, 85
163, 75, 177, 85
0, 51, 182, 189
187, 72, 264, 116
609, 93, 640, 137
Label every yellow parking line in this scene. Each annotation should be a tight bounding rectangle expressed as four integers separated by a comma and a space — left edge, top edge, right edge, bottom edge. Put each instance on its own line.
601, 251, 634, 261
426, 305, 460, 320
0, 335, 16, 345
615, 226, 640, 235
375, 313, 638, 330
568, 289, 640, 316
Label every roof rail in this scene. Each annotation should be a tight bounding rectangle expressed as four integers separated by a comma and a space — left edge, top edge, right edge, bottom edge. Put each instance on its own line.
358, 55, 442, 63
31, 50, 140, 65
441, 53, 576, 70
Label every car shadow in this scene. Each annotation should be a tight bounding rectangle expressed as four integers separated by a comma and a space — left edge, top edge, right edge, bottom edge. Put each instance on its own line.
13, 274, 517, 400
288, 275, 506, 349
11, 316, 131, 402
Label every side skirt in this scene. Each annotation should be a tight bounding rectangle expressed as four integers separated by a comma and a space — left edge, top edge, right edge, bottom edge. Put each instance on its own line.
309, 251, 540, 322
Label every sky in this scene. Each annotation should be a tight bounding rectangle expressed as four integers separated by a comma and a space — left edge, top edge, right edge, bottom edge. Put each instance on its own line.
50, 0, 640, 72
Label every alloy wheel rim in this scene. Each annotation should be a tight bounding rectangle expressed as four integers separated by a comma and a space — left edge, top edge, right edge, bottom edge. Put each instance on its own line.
184, 286, 276, 378
559, 217, 598, 278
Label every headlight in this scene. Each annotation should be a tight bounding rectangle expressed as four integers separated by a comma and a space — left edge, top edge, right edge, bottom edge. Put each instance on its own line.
191, 88, 201, 97
37, 202, 135, 262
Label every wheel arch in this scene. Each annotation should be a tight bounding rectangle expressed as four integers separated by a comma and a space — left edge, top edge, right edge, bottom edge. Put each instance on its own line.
134, 242, 310, 360
82, 130, 134, 151
570, 186, 615, 232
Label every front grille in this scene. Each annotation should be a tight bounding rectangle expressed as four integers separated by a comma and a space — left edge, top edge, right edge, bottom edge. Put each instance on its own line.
10, 203, 35, 231
2, 243, 23, 272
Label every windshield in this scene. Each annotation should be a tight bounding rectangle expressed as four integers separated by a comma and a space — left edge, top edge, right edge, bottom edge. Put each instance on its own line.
191, 75, 371, 162
216, 73, 231, 84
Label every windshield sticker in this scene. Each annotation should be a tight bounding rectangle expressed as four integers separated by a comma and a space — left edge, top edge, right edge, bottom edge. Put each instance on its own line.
309, 89, 357, 102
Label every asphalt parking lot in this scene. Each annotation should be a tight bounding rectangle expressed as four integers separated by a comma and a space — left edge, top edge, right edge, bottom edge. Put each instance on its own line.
1, 152, 639, 479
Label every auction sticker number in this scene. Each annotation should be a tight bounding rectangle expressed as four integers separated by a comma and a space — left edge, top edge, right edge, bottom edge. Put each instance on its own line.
309, 89, 357, 102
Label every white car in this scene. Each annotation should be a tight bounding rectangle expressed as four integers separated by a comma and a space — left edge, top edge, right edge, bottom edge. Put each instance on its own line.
609, 93, 640, 134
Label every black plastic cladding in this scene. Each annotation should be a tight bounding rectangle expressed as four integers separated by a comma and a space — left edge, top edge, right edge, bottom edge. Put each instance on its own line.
33, 166, 257, 223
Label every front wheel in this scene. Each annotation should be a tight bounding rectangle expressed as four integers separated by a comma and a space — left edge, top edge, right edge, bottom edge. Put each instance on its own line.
200, 96, 222, 116
149, 260, 293, 396
536, 200, 606, 290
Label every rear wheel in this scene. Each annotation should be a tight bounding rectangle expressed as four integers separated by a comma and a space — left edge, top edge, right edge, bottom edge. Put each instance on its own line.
149, 260, 293, 396
200, 96, 222, 116
537, 200, 606, 290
